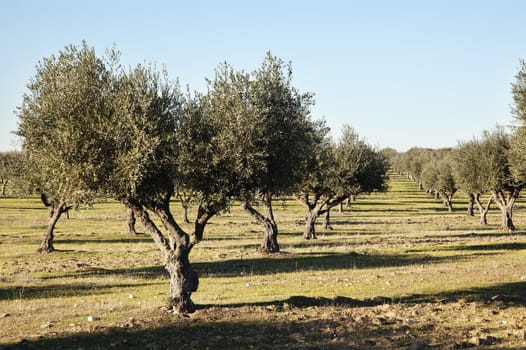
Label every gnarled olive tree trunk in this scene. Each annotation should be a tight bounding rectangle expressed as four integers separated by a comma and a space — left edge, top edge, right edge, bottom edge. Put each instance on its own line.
0, 179, 7, 196
242, 198, 279, 253
297, 194, 348, 240
439, 190, 456, 212
303, 206, 320, 240
127, 207, 138, 235
492, 189, 519, 231
38, 203, 71, 253
322, 209, 333, 230
467, 193, 475, 216
473, 193, 492, 225
37, 193, 71, 253
128, 200, 212, 313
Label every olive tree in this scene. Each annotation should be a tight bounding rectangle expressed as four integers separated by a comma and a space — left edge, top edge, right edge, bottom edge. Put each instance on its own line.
102, 62, 233, 314
296, 125, 389, 239
0, 151, 23, 196
510, 59, 526, 203
479, 128, 520, 230
399, 147, 433, 189
233, 53, 313, 253
105, 54, 316, 311
16, 42, 113, 253
452, 140, 493, 224
421, 157, 457, 212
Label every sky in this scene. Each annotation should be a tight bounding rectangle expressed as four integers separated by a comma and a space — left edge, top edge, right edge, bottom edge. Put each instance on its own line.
1, 0, 526, 152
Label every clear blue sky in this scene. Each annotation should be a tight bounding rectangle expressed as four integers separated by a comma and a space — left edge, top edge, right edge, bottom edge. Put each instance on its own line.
1, 0, 525, 152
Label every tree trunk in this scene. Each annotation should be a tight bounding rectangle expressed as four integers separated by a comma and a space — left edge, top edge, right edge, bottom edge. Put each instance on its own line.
322, 209, 333, 230
242, 199, 279, 253
473, 194, 491, 225
501, 207, 515, 231
182, 203, 190, 224
467, 193, 475, 216
444, 197, 453, 212
165, 249, 198, 314
127, 207, 138, 235
493, 190, 517, 231
37, 203, 64, 253
338, 201, 343, 214
303, 209, 318, 240
0, 180, 7, 196
129, 202, 201, 314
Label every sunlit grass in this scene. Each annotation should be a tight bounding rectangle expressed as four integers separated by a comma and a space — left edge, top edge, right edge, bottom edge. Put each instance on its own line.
1, 174, 526, 348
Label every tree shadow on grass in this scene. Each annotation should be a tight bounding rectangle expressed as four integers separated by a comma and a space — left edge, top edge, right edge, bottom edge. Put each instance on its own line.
48, 251, 470, 282
194, 251, 472, 278
0, 282, 152, 301
424, 231, 526, 239
199, 280, 526, 310
408, 242, 526, 253
0, 317, 395, 350
54, 237, 153, 245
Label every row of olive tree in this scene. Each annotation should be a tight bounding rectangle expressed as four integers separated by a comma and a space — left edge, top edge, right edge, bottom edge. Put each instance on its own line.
390, 60, 526, 230
392, 130, 521, 230
15, 42, 388, 313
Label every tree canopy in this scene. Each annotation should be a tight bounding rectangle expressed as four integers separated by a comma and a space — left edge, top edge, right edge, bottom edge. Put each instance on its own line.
16, 42, 114, 252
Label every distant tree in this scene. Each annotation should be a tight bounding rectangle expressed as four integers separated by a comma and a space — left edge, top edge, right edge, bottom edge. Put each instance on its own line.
379, 147, 397, 172
452, 140, 493, 224
294, 126, 341, 239
421, 157, 457, 212
175, 188, 193, 224
400, 147, 433, 189
16, 42, 113, 253
296, 125, 389, 239
0, 151, 23, 196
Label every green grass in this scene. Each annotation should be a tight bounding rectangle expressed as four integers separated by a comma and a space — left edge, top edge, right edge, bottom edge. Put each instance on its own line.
1, 174, 526, 349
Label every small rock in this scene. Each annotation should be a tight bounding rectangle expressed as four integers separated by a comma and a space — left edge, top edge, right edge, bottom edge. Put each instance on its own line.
1, 313, 10, 318
41, 322, 54, 328
123, 317, 137, 328
128, 294, 135, 299
87, 315, 100, 322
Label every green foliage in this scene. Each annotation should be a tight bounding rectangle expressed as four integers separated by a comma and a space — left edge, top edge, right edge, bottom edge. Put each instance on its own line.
0, 151, 23, 195
422, 157, 456, 196
334, 125, 389, 195
16, 42, 113, 208
452, 139, 485, 194
399, 147, 434, 182
296, 124, 389, 210
454, 127, 520, 195
106, 62, 182, 207
510, 59, 526, 185
250, 53, 316, 197
511, 59, 526, 122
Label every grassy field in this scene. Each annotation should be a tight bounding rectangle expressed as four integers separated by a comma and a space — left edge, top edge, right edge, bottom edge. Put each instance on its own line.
1, 174, 526, 349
